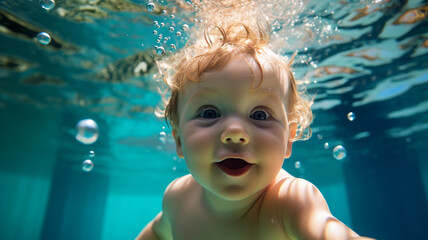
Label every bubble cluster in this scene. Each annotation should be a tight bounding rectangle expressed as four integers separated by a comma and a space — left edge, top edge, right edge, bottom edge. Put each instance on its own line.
347, 112, 356, 121
81, 159, 94, 172
36, 32, 51, 45
75, 119, 99, 145
333, 145, 347, 160
147, 4, 193, 57
40, 0, 55, 11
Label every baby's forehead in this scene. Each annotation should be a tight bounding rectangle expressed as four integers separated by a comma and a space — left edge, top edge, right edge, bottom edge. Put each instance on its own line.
178, 56, 290, 106
198, 55, 288, 92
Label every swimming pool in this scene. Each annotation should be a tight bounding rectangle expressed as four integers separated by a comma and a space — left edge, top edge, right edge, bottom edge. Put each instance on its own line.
0, 0, 427, 239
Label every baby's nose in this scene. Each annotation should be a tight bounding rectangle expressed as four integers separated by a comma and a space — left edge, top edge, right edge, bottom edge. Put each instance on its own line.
220, 120, 250, 145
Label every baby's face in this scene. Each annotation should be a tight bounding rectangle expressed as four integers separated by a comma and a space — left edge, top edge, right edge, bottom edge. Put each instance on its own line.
172, 56, 295, 201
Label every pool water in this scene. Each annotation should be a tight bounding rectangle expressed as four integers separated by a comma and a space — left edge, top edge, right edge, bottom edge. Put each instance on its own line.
0, 0, 427, 239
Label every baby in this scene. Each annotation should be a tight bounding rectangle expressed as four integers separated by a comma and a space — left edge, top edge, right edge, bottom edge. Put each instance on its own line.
137, 15, 371, 240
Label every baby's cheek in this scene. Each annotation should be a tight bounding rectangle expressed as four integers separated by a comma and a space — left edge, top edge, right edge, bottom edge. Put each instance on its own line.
182, 128, 213, 152
255, 131, 287, 156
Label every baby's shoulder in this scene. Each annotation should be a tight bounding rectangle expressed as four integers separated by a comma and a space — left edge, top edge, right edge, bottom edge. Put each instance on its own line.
163, 174, 198, 204
272, 174, 322, 202
267, 172, 328, 218
264, 171, 325, 209
277, 175, 316, 194
162, 174, 199, 219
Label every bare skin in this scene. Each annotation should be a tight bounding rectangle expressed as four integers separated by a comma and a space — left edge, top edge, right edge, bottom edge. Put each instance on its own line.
137, 56, 372, 240
137, 170, 369, 240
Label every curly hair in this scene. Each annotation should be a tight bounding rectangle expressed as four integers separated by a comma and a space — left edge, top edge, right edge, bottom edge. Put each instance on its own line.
155, 20, 313, 141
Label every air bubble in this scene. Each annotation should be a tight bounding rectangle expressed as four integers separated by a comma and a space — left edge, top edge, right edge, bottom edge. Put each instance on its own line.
347, 112, 355, 121
146, 1, 155, 12
176, 31, 182, 37
40, 0, 55, 11
294, 161, 301, 169
75, 119, 99, 145
310, 62, 318, 68
324, 142, 329, 149
169, 27, 175, 32
333, 145, 347, 160
170, 14, 175, 19
159, 131, 167, 143
81, 159, 94, 172
182, 24, 189, 31
162, 10, 167, 15
89, 151, 95, 158
153, 30, 158, 35
36, 32, 51, 45
170, 44, 176, 49
156, 46, 165, 55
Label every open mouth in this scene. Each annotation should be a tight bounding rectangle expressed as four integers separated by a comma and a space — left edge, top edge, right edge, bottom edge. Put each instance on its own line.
215, 158, 253, 176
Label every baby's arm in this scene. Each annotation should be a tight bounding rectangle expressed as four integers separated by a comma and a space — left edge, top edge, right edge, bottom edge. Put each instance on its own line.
136, 178, 180, 240
279, 178, 370, 240
136, 211, 171, 240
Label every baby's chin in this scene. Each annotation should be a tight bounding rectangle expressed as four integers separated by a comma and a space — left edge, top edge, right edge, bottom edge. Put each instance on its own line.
202, 182, 269, 203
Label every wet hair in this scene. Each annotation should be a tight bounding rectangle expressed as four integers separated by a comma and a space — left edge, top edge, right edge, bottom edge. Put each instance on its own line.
155, 21, 313, 141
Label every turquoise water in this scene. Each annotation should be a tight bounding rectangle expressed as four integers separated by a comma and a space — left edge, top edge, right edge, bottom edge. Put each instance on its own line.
1, 0, 427, 239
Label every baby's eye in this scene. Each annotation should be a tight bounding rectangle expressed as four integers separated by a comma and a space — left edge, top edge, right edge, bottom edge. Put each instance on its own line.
198, 107, 221, 119
250, 109, 271, 120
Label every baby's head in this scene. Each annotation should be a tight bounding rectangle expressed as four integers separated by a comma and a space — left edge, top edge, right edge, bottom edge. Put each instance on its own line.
156, 22, 312, 141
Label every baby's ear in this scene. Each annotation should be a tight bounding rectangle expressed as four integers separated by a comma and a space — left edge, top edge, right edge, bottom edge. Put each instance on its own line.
285, 123, 297, 158
172, 128, 184, 158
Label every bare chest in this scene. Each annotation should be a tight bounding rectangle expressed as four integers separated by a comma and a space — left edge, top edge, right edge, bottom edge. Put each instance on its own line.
170, 202, 289, 240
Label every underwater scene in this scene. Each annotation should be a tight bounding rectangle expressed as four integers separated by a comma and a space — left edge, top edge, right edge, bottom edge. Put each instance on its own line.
0, 0, 427, 239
